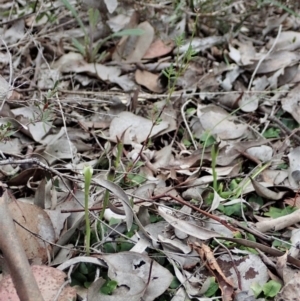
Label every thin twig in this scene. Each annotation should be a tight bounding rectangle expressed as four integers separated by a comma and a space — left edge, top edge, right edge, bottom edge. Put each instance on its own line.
260, 106, 300, 144
247, 25, 282, 91
151, 193, 238, 232
125, 105, 166, 178
181, 99, 198, 149
214, 238, 242, 290
55, 92, 75, 165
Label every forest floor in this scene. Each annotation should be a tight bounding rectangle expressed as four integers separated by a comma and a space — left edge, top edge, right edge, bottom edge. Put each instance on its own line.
1, 1, 300, 300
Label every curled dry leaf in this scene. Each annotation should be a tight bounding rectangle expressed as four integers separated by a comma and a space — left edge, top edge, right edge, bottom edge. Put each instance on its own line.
0, 138, 23, 155
267, 31, 300, 52
195, 243, 235, 301
7, 168, 50, 186
8, 200, 56, 263
158, 235, 192, 254
109, 111, 169, 144
92, 177, 133, 231
250, 178, 290, 201
158, 206, 219, 240
275, 253, 300, 301
107, 14, 131, 32
51, 52, 136, 91
11, 106, 52, 142
36, 136, 77, 165
229, 40, 256, 65
103, 0, 118, 13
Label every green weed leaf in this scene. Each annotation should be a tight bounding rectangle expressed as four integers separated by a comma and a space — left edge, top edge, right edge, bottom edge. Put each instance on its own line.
88, 8, 100, 28
112, 28, 144, 37
251, 282, 262, 298
72, 38, 86, 56
60, 0, 86, 34
264, 206, 296, 218
101, 280, 118, 295
263, 127, 280, 138
204, 277, 219, 297
169, 277, 181, 289
262, 280, 281, 298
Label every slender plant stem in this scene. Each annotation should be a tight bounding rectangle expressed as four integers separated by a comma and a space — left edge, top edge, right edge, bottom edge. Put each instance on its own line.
83, 166, 93, 255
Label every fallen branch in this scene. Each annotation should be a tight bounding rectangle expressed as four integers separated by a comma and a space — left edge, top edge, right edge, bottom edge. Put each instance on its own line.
0, 191, 44, 301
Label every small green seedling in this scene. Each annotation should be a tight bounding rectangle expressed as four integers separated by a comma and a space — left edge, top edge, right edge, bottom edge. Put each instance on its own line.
100, 279, 118, 295
251, 280, 281, 299
264, 206, 297, 218
61, 0, 144, 62
204, 277, 219, 298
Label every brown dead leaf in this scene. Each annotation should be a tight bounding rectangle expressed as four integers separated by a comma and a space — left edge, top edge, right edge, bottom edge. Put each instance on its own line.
0, 265, 76, 301
7, 168, 50, 186
143, 39, 174, 59
135, 69, 165, 93
51, 52, 136, 91
113, 21, 154, 62
8, 200, 55, 263
194, 243, 235, 301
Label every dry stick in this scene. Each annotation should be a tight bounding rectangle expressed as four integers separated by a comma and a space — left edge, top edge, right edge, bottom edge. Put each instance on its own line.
61, 198, 152, 213
152, 193, 238, 232
215, 237, 300, 269
256, 209, 300, 233
30, 42, 43, 89
0, 193, 44, 301
229, 219, 272, 242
